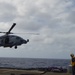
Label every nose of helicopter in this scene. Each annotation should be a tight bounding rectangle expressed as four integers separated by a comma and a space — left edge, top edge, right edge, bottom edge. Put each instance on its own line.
23, 39, 29, 44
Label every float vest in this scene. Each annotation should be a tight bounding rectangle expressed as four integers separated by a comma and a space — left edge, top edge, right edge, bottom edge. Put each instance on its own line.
71, 57, 75, 66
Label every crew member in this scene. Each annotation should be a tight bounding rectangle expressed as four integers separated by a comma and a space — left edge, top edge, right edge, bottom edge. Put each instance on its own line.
70, 53, 75, 75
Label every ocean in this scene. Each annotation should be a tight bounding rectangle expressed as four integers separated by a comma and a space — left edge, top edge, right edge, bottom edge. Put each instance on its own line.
0, 58, 70, 69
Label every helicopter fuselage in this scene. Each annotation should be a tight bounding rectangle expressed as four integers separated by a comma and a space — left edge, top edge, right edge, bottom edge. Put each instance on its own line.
0, 35, 29, 49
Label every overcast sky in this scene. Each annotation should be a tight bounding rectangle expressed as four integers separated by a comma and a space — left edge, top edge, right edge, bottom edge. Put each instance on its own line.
0, 0, 75, 59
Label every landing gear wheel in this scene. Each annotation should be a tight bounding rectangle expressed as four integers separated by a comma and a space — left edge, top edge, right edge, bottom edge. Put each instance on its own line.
10, 46, 12, 48
15, 46, 17, 49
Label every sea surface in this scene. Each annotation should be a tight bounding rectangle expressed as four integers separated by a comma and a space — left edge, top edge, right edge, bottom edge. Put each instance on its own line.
0, 58, 70, 69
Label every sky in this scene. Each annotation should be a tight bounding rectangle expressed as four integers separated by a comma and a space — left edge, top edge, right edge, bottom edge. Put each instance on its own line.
0, 0, 75, 59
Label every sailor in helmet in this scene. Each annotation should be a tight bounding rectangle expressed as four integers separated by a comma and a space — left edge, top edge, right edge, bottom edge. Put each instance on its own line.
70, 53, 75, 75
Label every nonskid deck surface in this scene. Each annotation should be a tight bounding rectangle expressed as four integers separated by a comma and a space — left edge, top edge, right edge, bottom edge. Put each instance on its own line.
0, 69, 71, 75
0, 69, 44, 75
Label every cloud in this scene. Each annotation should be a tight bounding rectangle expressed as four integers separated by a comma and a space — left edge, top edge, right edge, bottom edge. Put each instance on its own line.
0, 0, 75, 58
0, 2, 17, 22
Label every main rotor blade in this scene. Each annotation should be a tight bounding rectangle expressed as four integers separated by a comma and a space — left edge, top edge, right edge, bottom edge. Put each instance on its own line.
7, 23, 16, 34
0, 32, 6, 33
12, 32, 40, 35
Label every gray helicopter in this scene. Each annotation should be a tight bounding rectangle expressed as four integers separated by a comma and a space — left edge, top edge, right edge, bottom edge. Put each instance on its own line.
0, 23, 29, 49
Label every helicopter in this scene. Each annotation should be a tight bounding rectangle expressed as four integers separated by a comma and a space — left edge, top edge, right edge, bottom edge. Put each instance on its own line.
0, 23, 29, 49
